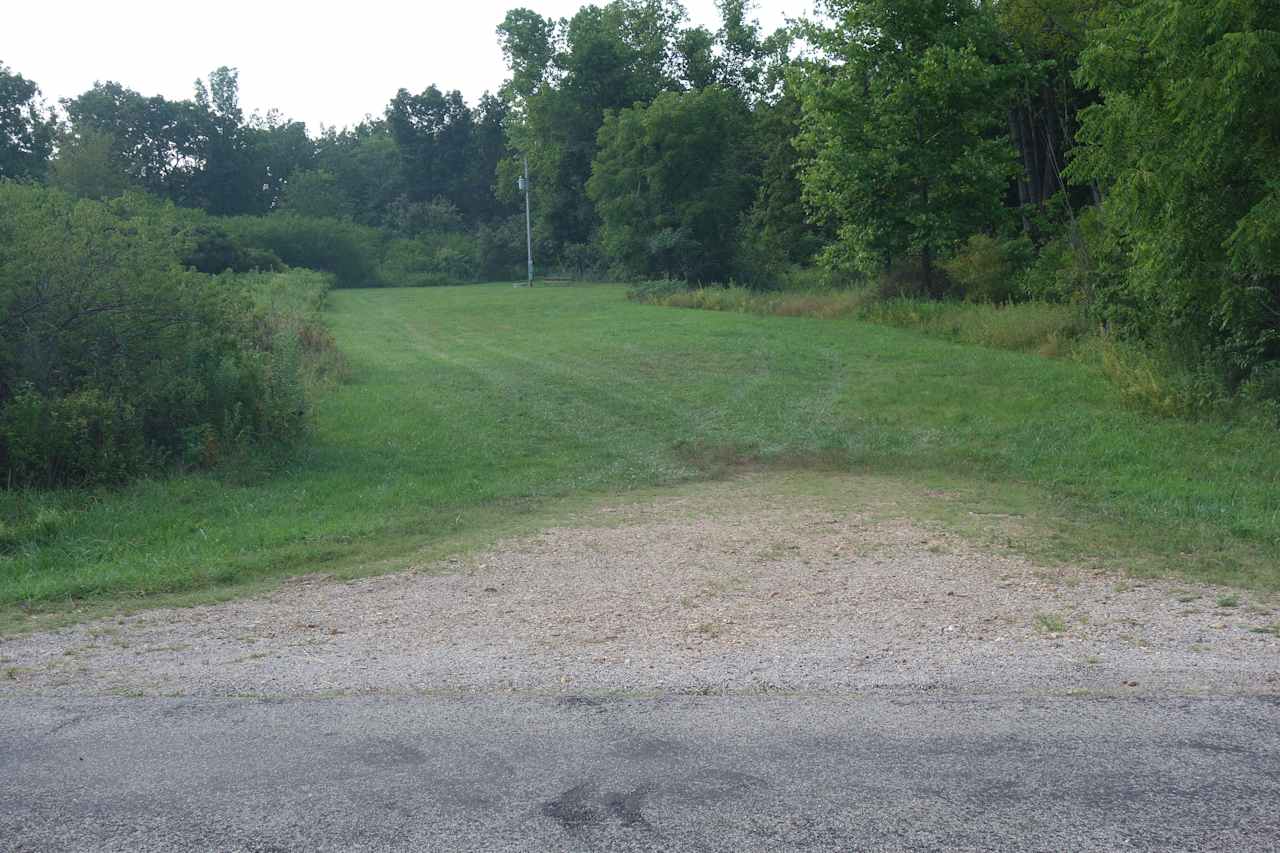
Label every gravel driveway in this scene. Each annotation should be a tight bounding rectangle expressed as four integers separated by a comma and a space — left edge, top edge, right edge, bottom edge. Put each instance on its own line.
2, 474, 1277, 699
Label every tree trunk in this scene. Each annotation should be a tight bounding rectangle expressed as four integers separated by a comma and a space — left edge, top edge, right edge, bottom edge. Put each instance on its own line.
918, 177, 936, 296
1009, 109, 1032, 232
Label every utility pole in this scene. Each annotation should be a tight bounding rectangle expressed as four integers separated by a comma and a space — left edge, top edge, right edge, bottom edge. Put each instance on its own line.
519, 153, 534, 287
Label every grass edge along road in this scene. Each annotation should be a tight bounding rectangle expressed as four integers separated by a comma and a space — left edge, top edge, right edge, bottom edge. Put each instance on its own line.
2, 283, 1278, 633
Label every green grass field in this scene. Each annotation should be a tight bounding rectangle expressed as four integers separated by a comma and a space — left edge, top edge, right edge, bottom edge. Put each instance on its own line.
3, 283, 1278, 628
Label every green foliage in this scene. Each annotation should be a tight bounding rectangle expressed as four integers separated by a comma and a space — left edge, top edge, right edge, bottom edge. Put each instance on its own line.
181, 221, 284, 276
589, 87, 756, 281
381, 233, 480, 287
47, 128, 137, 200
501, 0, 789, 260
1020, 206, 1119, 304
0, 386, 142, 487
0, 63, 55, 181
389, 196, 466, 236
1069, 0, 1280, 390
278, 169, 352, 219
478, 215, 535, 280
241, 269, 350, 389
386, 88, 511, 224
736, 92, 832, 285
60, 70, 317, 216
630, 282, 1087, 356
314, 125, 403, 227
942, 234, 1035, 303
225, 214, 384, 288
797, 0, 1033, 293
0, 184, 317, 486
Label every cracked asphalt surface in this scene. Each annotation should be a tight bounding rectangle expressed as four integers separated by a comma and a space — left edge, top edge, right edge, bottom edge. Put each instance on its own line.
3, 693, 1279, 851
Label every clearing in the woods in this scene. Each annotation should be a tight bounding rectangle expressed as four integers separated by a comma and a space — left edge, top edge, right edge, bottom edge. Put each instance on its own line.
3, 283, 1279, 633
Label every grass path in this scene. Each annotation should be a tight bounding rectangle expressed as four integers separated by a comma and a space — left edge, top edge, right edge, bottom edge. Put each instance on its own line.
3, 283, 1279, 627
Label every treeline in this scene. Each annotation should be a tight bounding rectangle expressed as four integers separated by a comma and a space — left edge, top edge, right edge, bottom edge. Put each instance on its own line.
1, 0, 1278, 488
491, 0, 1279, 407
0, 64, 531, 286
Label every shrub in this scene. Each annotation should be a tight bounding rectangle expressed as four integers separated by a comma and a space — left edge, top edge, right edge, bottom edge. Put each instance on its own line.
240, 269, 350, 388
477, 216, 530, 281
1021, 208, 1119, 305
389, 196, 465, 235
942, 234, 1034, 303
224, 213, 384, 288
626, 279, 691, 302
381, 232, 480, 286
556, 242, 606, 281
183, 222, 284, 275
0, 183, 316, 487
0, 386, 141, 486
1069, 0, 1280, 396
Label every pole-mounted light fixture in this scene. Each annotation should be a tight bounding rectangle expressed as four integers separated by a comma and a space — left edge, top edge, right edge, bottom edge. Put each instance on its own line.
517, 155, 533, 288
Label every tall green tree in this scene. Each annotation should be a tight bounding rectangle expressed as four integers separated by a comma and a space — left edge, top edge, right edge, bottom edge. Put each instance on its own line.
742, 90, 832, 271
588, 86, 756, 280
315, 121, 402, 227
278, 168, 351, 219
498, 1, 688, 253
796, 0, 1031, 292
997, 0, 1101, 216
189, 67, 264, 215
250, 111, 316, 210
387, 85, 476, 211
1068, 0, 1280, 382
48, 128, 138, 199
63, 81, 203, 204
0, 62, 55, 181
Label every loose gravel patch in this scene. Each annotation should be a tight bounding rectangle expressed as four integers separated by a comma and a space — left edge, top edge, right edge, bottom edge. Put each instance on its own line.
2, 475, 1277, 698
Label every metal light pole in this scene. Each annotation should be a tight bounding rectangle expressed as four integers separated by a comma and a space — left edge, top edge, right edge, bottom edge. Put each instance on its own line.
519, 154, 534, 288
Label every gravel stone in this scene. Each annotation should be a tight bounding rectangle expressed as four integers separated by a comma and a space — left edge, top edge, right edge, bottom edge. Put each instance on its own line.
2, 476, 1276, 698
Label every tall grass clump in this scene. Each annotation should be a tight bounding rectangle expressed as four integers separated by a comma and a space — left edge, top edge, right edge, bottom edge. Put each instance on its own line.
629, 281, 1087, 358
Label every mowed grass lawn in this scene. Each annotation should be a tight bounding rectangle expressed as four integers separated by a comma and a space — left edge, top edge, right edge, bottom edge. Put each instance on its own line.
3, 283, 1279, 624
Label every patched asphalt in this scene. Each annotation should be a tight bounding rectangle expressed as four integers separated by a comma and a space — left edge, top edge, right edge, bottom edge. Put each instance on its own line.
3, 692, 1279, 851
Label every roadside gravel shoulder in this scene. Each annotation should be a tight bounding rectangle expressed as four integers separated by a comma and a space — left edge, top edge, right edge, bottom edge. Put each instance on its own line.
2, 474, 1276, 698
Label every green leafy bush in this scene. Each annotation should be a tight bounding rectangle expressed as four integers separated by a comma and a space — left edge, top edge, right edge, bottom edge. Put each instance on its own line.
0, 183, 318, 487
182, 222, 284, 275
626, 279, 691, 302
476, 216, 531, 281
380, 232, 480, 286
224, 213, 384, 288
941, 234, 1034, 303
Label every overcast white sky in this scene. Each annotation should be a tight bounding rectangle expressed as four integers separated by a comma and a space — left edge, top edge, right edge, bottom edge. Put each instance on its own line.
3, 1, 801, 133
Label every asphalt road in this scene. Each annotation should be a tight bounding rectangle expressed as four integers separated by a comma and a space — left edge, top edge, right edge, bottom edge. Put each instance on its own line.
3, 692, 1278, 851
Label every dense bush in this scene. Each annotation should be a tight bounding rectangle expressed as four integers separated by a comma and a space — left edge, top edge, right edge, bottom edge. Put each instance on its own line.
182, 221, 284, 275
381, 232, 481, 287
941, 235, 1034, 303
225, 213, 384, 288
476, 215, 535, 281
0, 183, 317, 487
